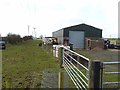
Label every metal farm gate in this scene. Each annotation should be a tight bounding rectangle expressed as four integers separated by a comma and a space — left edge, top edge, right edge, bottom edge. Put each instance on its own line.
57, 46, 120, 89
62, 47, 89, 89
101, 62, 120, 88
59, 46, 102, 89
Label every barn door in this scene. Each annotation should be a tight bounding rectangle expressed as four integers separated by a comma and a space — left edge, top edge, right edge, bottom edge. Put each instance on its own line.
69, 31, 84, 48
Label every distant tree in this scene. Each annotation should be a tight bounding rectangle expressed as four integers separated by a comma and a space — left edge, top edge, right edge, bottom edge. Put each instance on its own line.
7, 33, 22, 44
22, 35, 33, 41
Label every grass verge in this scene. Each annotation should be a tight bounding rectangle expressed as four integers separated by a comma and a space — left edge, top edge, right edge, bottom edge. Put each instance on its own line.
2, 40, 60, 88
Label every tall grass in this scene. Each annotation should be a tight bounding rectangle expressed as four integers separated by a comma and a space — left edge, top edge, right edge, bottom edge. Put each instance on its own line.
2, 40, 60, 88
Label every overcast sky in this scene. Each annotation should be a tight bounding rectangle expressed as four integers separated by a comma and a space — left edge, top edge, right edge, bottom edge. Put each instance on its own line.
0, 0, 119, 38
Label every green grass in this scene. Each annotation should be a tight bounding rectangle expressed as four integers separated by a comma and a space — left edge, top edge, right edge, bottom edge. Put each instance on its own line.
2, 40, 60, 88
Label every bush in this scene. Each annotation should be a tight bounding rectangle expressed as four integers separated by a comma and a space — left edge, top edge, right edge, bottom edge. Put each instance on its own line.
22, 36, 33, 41
7, 33, 22, 44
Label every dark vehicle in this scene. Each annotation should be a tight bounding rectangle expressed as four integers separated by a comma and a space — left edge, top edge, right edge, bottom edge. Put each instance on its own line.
108, 44, 115, 49
0, 41, 6, 49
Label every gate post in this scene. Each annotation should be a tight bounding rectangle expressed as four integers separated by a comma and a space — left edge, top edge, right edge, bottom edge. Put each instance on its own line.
58, 46, 64, 68
92, 60, 101, 89
88, 60, 93, 89
88, 60, 102, 90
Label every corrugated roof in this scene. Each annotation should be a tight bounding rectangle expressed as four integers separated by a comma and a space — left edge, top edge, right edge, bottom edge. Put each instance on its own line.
63, 23, 102, 31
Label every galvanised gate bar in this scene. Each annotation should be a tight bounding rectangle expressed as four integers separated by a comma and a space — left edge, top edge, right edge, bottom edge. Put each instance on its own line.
101, 62, 120, 88
62, 46, 90, 89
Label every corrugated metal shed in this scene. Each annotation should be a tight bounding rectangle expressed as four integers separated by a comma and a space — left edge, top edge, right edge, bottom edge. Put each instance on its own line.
52, 29, 63, 44
52, 23, 102, 48
63, 23, 102, 38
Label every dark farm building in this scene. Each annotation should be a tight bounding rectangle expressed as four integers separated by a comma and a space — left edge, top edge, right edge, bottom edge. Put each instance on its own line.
52, 23, 104, 49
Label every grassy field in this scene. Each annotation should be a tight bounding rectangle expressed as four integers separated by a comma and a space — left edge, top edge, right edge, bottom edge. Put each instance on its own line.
2, 40, 60, 88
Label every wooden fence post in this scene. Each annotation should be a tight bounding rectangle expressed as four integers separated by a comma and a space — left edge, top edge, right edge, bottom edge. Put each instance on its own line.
88, 60, 102, 90
58, 71, 64, 89
92, 60, 101, 89
58, 47, 64, 68
88, 60, 93, 89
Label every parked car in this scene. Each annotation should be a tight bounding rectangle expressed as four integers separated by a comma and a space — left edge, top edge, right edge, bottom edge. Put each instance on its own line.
0, 41, 6, 49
